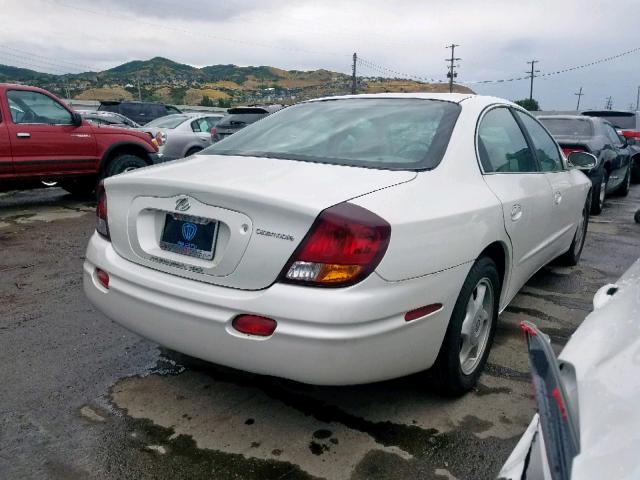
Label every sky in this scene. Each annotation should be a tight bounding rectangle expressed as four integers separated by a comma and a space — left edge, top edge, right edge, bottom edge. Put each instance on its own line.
0, 0, 638, 110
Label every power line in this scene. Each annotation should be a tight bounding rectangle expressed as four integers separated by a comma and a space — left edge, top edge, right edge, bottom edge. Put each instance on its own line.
0, 45, 97, 72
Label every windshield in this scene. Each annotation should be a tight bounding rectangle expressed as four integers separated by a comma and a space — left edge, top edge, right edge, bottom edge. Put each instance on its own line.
540, 118, 593, 137
204, 98, 461, 170
145, 115, 189, 129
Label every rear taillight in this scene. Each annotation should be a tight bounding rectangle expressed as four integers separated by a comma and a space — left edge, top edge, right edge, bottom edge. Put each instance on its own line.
280, 203, 390, 287
561, 147, 585, 157
210, 127, 218, 139
96, 183, 110, 240
96, 268, 109, 289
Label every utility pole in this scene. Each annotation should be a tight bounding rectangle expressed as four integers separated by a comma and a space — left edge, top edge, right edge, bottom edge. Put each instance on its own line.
605, 96, 613, 110
351, 52, 357, 95
445, 44, 460, 93
526, 60, 539, 101
137, 79, 142, 101
574, 86, 584, 110
636, 85, 639, 111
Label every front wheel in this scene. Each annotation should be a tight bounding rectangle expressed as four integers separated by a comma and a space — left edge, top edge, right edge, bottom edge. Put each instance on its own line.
616, 164, 631, 197
104, 154, 148, 178
432, 257, 500, 396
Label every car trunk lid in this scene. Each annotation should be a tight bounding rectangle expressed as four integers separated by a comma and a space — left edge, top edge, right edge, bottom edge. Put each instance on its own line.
104, 154, 416, 290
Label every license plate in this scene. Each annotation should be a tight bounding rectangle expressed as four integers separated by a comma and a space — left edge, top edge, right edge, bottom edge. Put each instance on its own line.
159, 213, 218, 260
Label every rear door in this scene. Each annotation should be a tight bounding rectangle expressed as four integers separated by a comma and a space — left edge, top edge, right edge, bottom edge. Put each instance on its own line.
477, 106, 555, 297
5, 89, 98, 177
514, 110, 584, 258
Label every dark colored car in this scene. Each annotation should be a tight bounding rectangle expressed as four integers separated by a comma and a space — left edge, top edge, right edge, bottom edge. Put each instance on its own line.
211, 105, 284, 142
581, 110, 640, 183
77, 110, 140, 129
0, 84, 160, 195
98, 101, 182, 126
538, 115, 632, 214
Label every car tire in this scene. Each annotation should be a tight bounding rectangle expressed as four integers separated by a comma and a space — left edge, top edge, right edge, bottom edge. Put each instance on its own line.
590, 169, 608, 215
104, 154, 148, 178
185, 147, 202, 157
60, 178, 97, 197
431, 256, 500, 396
558, 196, 590, 266
616, 164, 631, 197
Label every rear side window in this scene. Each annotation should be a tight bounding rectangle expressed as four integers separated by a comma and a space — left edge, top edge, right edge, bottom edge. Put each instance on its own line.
477, 107, 536, 173
515, 111, 563, 172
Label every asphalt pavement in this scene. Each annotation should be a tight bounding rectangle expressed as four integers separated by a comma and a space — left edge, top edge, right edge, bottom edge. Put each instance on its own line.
1, 185, 639, 480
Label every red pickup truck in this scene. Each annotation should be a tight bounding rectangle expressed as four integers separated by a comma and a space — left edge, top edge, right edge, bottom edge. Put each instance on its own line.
0, 84, 160, 194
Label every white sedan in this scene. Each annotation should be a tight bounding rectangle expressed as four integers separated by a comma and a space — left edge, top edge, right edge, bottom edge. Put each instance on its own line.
83, 93, 593, 394
499, 258, 640, 480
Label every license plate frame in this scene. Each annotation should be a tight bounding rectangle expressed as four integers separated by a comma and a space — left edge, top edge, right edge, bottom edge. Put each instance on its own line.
159, 212, 219, 260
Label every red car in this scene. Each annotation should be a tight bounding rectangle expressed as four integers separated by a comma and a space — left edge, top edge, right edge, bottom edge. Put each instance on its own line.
0, 84, 160, 194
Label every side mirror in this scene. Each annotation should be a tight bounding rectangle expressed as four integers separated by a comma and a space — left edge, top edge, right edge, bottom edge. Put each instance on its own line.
71, 112, 83, 126
567, 151, 597, 170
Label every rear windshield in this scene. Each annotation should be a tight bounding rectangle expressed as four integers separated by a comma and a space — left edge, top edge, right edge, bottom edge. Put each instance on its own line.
204, 98, 461, 170
145, 115, 189, 129
217, 113, 266, 127
539, 118, 593, 136
98, 103, 118, 113
582, 111, 636, 129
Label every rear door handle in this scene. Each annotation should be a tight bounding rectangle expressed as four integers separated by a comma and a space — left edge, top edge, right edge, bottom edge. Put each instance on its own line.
554, 191, 562, 205
16, 132, 30, 138
510, 204, 523, 222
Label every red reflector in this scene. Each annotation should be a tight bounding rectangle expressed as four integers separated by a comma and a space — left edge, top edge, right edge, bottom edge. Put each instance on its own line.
520, 321, 538, 337
405, 303, 443, 322
96, 268, 109, 289
551, 387, 568, 420
232, 315, 277, 337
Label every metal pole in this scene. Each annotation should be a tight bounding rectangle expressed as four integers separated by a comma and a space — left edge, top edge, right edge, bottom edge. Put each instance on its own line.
575, 86, 583, 110
527, 60, 539, 101
351, 53, 357, 95
636, 85, 639, 111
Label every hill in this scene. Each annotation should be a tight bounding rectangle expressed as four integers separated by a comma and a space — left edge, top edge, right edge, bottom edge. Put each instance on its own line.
0, 56, 473, 106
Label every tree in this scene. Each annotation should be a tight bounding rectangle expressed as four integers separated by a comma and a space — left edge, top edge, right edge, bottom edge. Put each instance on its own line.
200, 95, 215, 107
514, 98, 540, 111
217, 98, 232, 108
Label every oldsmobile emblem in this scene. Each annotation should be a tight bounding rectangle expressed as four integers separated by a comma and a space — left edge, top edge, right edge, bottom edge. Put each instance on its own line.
175, 197, 191, 212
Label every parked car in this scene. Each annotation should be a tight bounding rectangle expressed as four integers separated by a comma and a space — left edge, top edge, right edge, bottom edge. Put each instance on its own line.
211, 105, 283, 142
78, 110, 140, 129
97, 101, 182, 125
537, 115, 632, 214
84, 94, 593, 394
581, 110, 640, 183
0, 84, 160, 195
499, 258, 640, 480
141, 113, 224, 160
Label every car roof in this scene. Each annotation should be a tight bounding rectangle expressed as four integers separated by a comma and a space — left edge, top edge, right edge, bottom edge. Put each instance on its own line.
305, 92, 479, 104
537, 115, 597, 122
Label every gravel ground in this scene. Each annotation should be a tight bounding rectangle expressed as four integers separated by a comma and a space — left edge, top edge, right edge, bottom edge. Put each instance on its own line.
1, 185, 639, 480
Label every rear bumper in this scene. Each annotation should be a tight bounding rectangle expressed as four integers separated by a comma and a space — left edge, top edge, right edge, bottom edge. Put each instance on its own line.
84, 233, 471, 385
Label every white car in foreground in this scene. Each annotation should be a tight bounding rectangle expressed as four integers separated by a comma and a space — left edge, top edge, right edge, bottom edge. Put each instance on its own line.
84, 93, 593, 394
499, 258, 640, 480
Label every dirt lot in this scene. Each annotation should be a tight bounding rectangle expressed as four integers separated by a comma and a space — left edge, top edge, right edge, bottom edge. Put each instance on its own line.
1, 185, 639, 480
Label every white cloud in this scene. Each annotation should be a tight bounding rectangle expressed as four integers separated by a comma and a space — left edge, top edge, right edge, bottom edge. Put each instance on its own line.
0, 0, 638, 109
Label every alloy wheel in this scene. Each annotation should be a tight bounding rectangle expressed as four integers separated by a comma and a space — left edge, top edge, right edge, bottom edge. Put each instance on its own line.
459, 278, 494, 375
